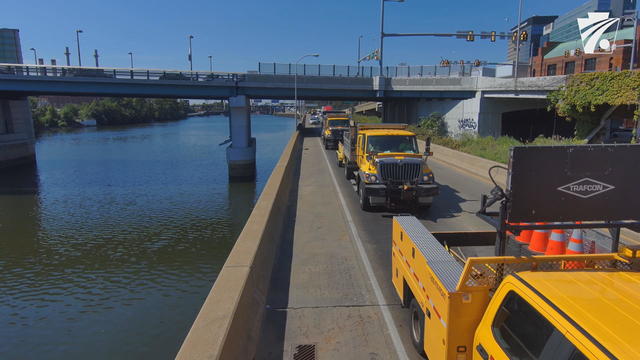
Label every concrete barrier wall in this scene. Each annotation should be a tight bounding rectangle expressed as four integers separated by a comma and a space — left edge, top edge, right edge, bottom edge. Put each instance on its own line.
176, 131, 302, 360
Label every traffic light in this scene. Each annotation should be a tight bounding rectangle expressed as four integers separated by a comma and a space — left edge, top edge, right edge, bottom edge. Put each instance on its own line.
473, 59, 481, 67
520, 31, 528, 42
564, 50, 570, 58
490, 31, 496, 42
466, 31, 475, 42
575, 48, 582, 56
440, 59, 451, 67
512, 31, 518, 41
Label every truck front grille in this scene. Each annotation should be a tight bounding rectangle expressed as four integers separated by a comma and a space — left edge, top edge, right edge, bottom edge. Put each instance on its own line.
378, 161, 421, 182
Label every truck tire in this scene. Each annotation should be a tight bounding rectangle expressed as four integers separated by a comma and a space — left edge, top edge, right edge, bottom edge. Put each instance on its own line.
409, 298, 426, 356
358, 182, 372, 211
344, 164, 353, 180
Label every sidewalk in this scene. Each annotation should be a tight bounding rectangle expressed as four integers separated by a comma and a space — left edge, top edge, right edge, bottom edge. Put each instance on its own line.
257, 135, 401, 359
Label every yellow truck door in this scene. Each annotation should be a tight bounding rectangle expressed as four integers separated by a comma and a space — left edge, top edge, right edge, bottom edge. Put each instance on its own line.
356, 134, 365, 168
473, 280, 590, 360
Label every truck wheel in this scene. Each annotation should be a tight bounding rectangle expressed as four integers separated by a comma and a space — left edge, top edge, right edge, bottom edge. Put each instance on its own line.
409, 298, 426, 356
358, 182, 372, 211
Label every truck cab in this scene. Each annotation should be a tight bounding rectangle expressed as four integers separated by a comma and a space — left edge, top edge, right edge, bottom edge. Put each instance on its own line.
321, 116, 350, 150
473, 270, 639, 360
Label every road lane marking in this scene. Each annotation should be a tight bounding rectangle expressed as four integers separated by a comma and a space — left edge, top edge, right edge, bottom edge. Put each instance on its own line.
319, 139, 409, 360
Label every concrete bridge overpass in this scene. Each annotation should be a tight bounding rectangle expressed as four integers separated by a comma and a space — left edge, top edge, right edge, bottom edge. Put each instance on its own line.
0, 63, 566, 177
0, 63, 564, 101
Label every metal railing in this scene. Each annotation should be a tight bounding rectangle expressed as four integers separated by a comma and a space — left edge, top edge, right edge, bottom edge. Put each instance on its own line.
0, 63, 245, 82
257, 62, 512, 78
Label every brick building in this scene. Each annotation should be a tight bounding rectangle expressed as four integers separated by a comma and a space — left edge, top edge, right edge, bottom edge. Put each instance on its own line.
532, 25, 640, 76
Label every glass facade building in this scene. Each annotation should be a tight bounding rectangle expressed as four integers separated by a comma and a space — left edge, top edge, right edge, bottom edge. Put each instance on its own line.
0, 28, 22, 64
548, 0, 637, 43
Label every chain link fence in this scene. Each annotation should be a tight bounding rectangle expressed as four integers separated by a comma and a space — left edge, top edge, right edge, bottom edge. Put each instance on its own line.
257, 62, 496, 78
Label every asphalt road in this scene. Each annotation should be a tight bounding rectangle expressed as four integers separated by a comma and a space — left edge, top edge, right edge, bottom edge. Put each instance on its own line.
311, 125, 498, 359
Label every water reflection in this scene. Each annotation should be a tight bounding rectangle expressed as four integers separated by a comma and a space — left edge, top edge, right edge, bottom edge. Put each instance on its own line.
0, 115, 293, 359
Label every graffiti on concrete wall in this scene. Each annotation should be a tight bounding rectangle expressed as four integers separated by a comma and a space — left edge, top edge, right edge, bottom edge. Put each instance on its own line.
457, 118, 477, 131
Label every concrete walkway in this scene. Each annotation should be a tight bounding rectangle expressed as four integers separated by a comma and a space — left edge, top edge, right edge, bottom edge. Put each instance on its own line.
257, 135, 402, 359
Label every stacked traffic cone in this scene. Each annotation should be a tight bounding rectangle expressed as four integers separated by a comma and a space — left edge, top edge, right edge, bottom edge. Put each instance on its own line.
545, 229, 567, 255
515, 223, 533, 244
565, 227, 585, 269
528, 223, 550, 254
565, 228, 584, 255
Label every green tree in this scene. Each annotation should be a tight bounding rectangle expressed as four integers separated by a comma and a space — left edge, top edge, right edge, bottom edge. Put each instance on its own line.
548, 71, 640, 139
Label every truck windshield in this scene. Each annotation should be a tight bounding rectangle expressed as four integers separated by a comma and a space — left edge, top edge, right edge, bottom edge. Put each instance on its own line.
367, 135, 418, 154
328, 120, 349, 127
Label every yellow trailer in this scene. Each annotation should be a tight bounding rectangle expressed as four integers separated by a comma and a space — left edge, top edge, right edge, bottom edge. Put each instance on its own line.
391, 216, 640, 360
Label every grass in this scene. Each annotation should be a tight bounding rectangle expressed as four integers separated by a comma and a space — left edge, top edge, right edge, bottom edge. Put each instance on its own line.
352, 114, 382, 124
427, 134, 586, 164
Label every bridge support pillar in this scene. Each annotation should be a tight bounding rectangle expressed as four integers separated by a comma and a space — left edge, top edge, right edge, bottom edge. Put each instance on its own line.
226, 95, 256, 181
0, 97, 36, 169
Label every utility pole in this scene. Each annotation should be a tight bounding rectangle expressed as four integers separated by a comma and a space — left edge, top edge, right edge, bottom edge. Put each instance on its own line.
357, 35, 363, 75
93, 49, 99, 67
76, 29, 83, 66
208, 55, 213, 72
379, 0, 385, 76
513, 0, 523, 89
295, 54, 320, 129
379, 0, 405, 76
128, 52, 134, 68
64, 46, 71, 66
188, 35, 194, 71
631, 11, 638, 71
29, 48, 37, 65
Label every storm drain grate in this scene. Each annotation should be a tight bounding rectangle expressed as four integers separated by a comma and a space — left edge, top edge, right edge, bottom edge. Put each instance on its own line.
292, 344, 316, 360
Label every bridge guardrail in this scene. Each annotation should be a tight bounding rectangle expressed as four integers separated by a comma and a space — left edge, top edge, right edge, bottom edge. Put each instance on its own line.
257, 62, 515, 78
0, 63, 245, 82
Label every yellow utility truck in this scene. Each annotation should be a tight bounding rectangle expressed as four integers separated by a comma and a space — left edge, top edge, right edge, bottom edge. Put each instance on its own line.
392, 144, 640, 359
321, 114, 350, 150
337, 123, 438, 210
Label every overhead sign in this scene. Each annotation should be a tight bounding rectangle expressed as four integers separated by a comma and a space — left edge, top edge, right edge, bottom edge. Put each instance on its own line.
577, 12, 620, 54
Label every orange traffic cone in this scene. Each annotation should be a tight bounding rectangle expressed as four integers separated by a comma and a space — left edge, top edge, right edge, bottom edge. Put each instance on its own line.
515, 223, 533, 244
565, 228, 586, 269
566, 228, 584, 255
528, 223, 550, 254
545, 229, 567, 255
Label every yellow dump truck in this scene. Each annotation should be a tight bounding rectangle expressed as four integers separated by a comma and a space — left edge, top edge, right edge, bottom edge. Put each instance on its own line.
393, 143, 640, 359
336, 123, 438, 210
321, 114, 350, 150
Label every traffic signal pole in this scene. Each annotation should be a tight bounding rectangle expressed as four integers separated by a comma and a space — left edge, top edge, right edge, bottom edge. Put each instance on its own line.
514, 0, 524, 90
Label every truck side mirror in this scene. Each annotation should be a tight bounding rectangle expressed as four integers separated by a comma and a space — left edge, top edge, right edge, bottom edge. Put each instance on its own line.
424, 137, 432, 156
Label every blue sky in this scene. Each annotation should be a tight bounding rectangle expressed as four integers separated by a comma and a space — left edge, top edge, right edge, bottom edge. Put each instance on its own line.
3, 0, 606, 72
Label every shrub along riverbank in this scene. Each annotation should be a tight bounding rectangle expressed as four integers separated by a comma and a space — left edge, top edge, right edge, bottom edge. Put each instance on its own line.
31, 97, 190, 134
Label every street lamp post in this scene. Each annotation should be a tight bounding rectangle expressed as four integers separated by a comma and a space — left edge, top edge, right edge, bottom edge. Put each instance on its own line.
128, 52, 134, 68
208, 55, 213, 72
294, 53, 320, 129
76, 29, 83, 67
379, 0, 405, 77
29, 48, 37, 65
513, 0, 524, 86
357, 35, 363, 76
188, 35, 194, 71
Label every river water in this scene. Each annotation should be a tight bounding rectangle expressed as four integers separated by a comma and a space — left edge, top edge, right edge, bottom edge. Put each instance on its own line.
0, 115, 294, 359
